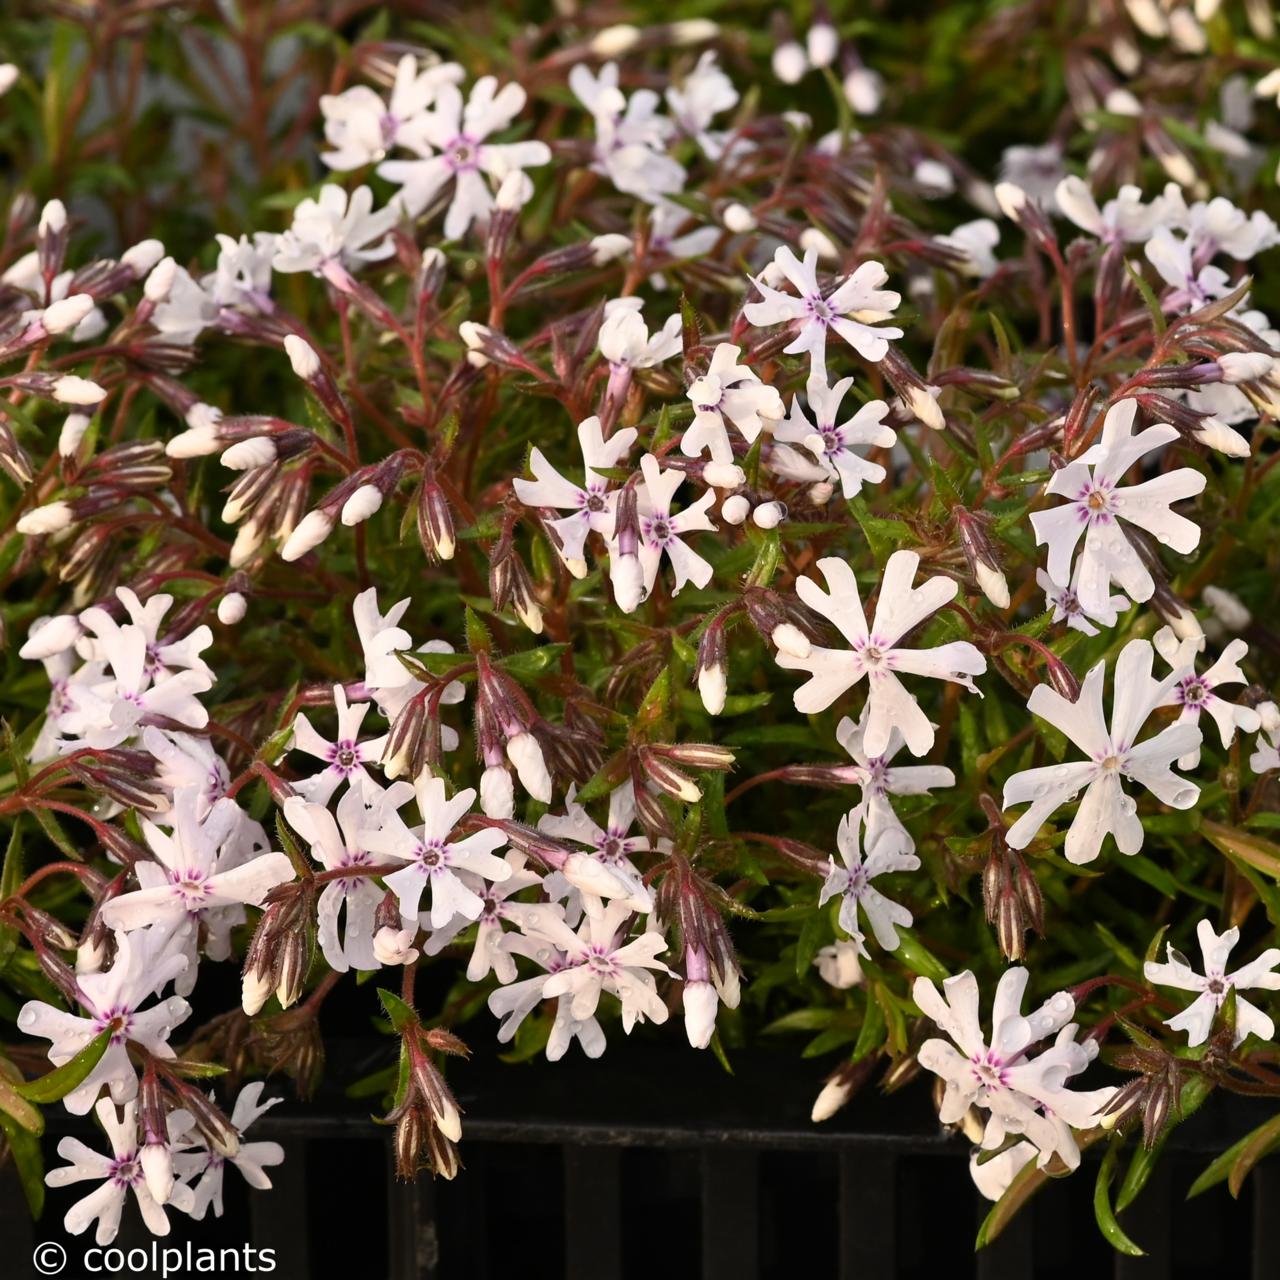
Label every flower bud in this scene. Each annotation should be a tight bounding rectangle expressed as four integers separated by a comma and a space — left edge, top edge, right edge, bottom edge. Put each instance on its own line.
41, 293, 95, 335
751, 500, 785, 529
683, 980, 719, 1049
721, 494, 750, 525
374, 926, 419, 966
811, 1073, 854, 1123
144, 257, 177, 303
18, 614, 81, 661
121, 239, 165, 277
1220, 351, 1274, 383
506, 732, 553, 803
480, 765, 515, 819
217, 592, 247, 625
590, 233, 632, 265
772, 41, 808, 84
772, 622, 812, 659
53, 374, 107, 405
283, 334, 321, 379
221, 437, 278, 470
590, 24, 641, 57
417, 469, 456, 561
341, 483, 384, 526
722, 203, 757, 234
17, 500, 73, 535
280, 509, 334, 562
703, 461, 745, 489
806, 17, 839, 69
1193, 417, 1251, 458
611, 551, 645, 613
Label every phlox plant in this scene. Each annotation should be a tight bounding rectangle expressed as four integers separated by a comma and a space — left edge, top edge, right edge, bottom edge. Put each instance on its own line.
3, 0, 1280, 1258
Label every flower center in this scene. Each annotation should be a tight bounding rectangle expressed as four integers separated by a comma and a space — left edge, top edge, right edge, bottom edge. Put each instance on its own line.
864, 757, 889, 794
1179, 677, 1209, 707
112, 1155, 142, 1186
95, 1007, 134, 1045
170, 868, 210, 907
446, 135, 479, 171
1079, 481, 1115, 521
647, 517, 673, 545
806, 295, 834, 322
416, 840, 447, 872
970, 1052, 1008, 1089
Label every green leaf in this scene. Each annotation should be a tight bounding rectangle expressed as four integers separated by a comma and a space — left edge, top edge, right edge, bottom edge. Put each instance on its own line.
0, 818, 24, 971
499, 645, 567, 679
852, 985, 886, 1061
795, 910, 826, 980
464, 606, 493, 654
1228, 1110, 1280, 1197
16, 1028, 112, 1104
32, 806, 81, 860
894, 930, 950, 984
0, 1110, 44, 1217
1203, 820, 1280, 879
377, 988, 418, 1034
709, 1030, 734, 1075
1116, 1136, 1164, 1213
1094, 1142, 1145, 1257
0, 1077, 42, 1134
1124, 260, 1166, 338
975, 1154, 1047, 1248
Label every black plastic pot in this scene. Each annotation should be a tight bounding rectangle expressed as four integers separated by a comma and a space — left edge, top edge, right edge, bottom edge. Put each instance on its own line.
6, 1039, 1275, 1279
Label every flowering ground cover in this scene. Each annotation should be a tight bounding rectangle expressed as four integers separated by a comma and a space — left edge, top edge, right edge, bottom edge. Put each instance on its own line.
3, 0, 1280, 1257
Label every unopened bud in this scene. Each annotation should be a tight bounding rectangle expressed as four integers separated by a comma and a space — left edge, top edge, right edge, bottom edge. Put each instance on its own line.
280, 509, 334, 562
283, 334, 321, 379
751, 500, 785, 529
217, 592, 247, 625
41, 294, 95, 335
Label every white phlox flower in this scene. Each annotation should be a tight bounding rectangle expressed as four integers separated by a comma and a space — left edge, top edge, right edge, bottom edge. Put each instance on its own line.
1030, 398, 1205, 616
1145, 919, 1280, 1046
914, 967, 1116, 1171
775, 550, 987, 757
1002, 638, 1201, 865
772, 375, 895, 499
818, 804, 918, 957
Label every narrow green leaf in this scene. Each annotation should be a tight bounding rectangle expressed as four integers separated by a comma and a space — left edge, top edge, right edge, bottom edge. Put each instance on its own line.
377, 988, 418, 1034
1094, 1143, 1145, 1257
16, 1028, 111, 1104
0, 1110, 44, 1217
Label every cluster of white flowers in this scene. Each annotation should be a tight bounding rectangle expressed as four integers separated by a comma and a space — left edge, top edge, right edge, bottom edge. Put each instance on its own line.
13, 588, 290, 1242
8, 13, 1280, 1239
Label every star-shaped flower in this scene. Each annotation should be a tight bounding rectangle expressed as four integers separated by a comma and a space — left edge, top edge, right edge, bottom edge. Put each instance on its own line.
835, 710, 955, 857
818, 805, 918, 957
914, 967, 1116, 1171
1030, 398, 1205, 616
377, 77, 551, 239
1153, 627, 1261, 768
772, 375, 895, 499
290, 684, 389, 805
1002, 639, 1201, 864
1145, 919, 1280, 1046
513, 416, 637, 577
775, 550, 986, 757
744, 245, 902, 381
